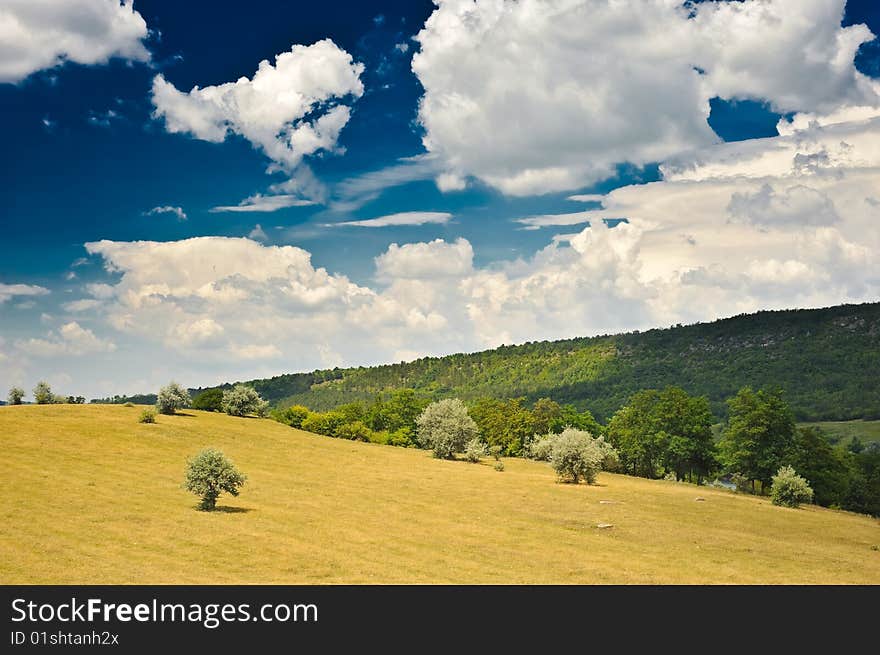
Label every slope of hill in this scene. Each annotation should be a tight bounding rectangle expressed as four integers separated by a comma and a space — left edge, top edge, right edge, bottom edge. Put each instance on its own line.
1, 405, 878, 584
231, 302, 880, 421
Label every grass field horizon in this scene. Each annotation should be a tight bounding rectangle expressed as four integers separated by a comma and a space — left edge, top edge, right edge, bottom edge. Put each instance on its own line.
2, 404, 878, 585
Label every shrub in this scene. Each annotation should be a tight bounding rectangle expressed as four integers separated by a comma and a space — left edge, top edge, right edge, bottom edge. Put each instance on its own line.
770, 465, 814, 508
273, 405, 311, 428
192, 388, 224, 412
7, 387, 25, 405
183, 448, 246, 511
33, 381, 53, 405
157, 382, 191, 415
731, 472, 751, 493
221, 384, 269, 417
416, 398, 479, 459
464, 438, 488, 463
488, 445, 503, 461
123, 401, 135, 407
139, 408, 157, 423
386, 427, 416, 448
335, 420, 373, 442
664, 471, 678, 482
548, 428, 618, 485
494, 461, 505, 472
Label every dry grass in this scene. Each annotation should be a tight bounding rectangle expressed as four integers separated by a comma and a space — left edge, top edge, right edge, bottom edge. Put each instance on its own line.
1, 404, 878, 584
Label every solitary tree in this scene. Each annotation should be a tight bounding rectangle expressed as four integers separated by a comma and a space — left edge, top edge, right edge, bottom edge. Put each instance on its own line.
221, 384, 270, 417
33, 381, 53, 405
192, 388, 224, 412
184, 448, 247, 511
549, 428, 617, 484
156, 381, 191, 415
7, 387, 25, 405
770, 465, 814, 508
416, 398, 479, 459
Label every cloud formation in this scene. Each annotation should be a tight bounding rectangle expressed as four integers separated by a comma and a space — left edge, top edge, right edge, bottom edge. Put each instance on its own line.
0, 283, 49, 304
0, 0, 150, 83
144, 205, 187, 220
151, 39, 364, 172
327, 211, 452, 228
412, 0, 879, 195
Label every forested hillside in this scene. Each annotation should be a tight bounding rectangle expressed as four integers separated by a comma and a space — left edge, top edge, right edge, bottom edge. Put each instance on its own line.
221, 302, 880, 422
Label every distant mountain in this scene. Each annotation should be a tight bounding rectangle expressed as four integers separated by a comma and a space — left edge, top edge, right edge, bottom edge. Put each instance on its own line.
208, 302, 879, 422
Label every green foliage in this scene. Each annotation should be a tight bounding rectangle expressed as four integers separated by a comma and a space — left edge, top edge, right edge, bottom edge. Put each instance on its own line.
272, 405, 311, 428
183, 448, 247, 511
770, 465, 814, 508
33, 381, 53, 405
334, 420, 373, 442
156, 382, 191, 415
548, 428, 617, 484
7, 387, 25, 405
719, 387, 795, 492
416, 398, 479, 459
260, 303, 880, 423
494, 460, 505, 472
469, 397, 535, 456
192, 388, 224, 412
606, 386, 716, 481
784, 426, 851, 506
138, 408, 156, 424
221, 385, 269, 417
464, 438, 488, 463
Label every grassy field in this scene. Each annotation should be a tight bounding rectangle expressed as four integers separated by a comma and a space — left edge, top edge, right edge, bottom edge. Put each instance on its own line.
800, 419, 880, 445
2, 405, 878, 584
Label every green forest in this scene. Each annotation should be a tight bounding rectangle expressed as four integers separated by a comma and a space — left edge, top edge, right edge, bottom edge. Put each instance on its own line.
178, 302, 880, 422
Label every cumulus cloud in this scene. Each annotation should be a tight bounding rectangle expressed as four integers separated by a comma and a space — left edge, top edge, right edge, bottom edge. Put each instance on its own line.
247, 224, 268, 241
727, 184, 839, 227
144, 205, 187, 220
151, 39, 364, 172
412, 0, 879, 195
327, 211, 452, 228
16, 321, 116, 357
0, 0, 150, 83
62, 298, 103, 312
0, 283, 49, 304
374, 238, 473, 280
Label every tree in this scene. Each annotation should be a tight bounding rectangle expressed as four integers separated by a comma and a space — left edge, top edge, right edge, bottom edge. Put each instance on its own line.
184, 448, 247, 511
416, 398, 479, 459
531, 398, 563, 435
33, 381, 53, 405
7, 387, 24, 405
464, 437, 488, 463
784, 426, 850, 507
719, 387, 795, 493
157, 382, 191, 415
548, 428, 617, 484
770, 465, 814, 508
192, 388, 224, 412
221, 384, 269, 417
468, 397, 535, 456
273, 405, 311, 428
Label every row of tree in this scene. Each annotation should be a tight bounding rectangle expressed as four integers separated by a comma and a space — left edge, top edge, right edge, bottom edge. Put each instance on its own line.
7, 382, 85, 405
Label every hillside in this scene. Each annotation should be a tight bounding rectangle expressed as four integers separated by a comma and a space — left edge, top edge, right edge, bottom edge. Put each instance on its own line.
210, 302, 880, 422
1, 405, 878, 584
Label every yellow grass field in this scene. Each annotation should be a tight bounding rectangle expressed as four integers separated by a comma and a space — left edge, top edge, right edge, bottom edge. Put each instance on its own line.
2, 404, 878, 584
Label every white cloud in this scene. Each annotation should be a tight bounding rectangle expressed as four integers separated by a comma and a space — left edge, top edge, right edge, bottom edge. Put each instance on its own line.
567, 194, 606, 204
151, 39, 364, 172
0, 283, 49, 304
210, 194, 316, 213
374, 238, 473, 280
62, 298, 103, 312
727, 184, 839, 227
248, 224, 268, 241
144, 205, 187, 220
329, 155, 441, 212
327, 211, 452, 228
16, 321, 116, 357
0, 0, 150, 83
515, 211, 596, 230
412, 0, 879, 196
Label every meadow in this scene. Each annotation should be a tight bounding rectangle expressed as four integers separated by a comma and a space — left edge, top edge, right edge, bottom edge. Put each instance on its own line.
2, 404, 878, 584
800, 419, 880, 445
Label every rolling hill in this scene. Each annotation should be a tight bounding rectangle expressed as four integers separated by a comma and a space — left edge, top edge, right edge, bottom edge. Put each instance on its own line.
1, 404, 878, 584
200, 302, 880, 422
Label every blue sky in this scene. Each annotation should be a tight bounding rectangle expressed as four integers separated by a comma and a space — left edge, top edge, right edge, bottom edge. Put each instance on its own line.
1, 0, 879, 399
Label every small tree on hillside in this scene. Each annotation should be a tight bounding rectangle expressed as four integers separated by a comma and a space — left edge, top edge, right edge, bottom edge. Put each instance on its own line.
416, 398, 479, 459
192, 388, 224, 412
549, 428, 619, 484
33, 381, 53, 405
221, 384, 270, 417
157, 382, 191, 415
770, 465, 814, 508
7, 387, 25, 405
184, 448, 247, 511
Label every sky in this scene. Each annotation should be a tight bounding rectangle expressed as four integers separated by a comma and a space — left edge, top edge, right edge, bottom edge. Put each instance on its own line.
1, 0, 879, 400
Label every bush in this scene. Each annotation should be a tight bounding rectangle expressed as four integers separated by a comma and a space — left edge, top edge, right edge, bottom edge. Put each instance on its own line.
157, 382, 191, 415
770, 465, 814, 508
273, 405, 311, 428
548, 428, 618, 485
464, 438, 488, 463
494, 460, 505, 472
183, 448, 247, 511
33, 381, 53, 405
221, 385, 269, 417
123, 401, 135, 407
528, 432, 559, 461
664, 471, 678, 482
7, 387, 25, 405
335, 420, 373, 442
731, 472, 751, 493
416, 399, 479, 459
192, 388, 224, 412
139, 408, 156, 424
488, 445, 503, 461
